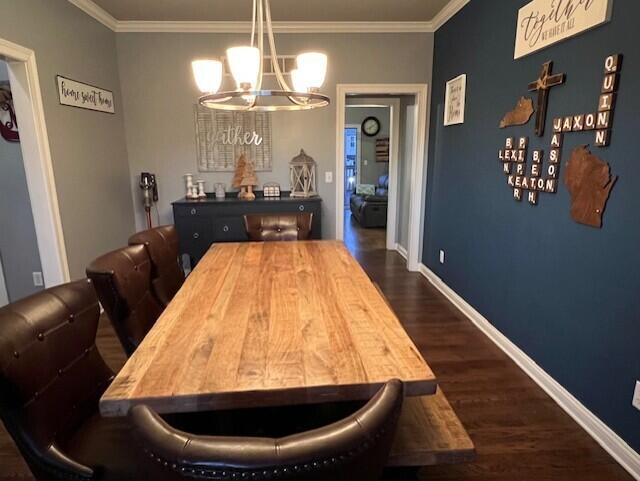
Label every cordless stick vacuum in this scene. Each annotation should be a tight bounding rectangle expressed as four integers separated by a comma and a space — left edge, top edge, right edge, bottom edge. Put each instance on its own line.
139, 172, 158, 229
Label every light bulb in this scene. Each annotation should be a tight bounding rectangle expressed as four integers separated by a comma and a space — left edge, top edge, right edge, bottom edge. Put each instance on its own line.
226, 46, 260, 90
291, 69, 309, 93
192, 60, 223, 93
296, 52, 327, 89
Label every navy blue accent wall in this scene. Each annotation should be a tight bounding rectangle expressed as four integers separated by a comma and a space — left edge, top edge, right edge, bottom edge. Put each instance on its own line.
424, 0, 640, 451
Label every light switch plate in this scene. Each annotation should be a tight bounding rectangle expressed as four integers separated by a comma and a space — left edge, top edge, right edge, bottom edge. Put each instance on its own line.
439, 250, 445, 264
633, 381, 640, 411
325, 171, 333, 183
32, 272, 44, 287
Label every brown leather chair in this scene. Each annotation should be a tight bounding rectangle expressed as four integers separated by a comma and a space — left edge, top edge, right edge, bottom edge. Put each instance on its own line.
128, 225, 185, 307
130, 380, 404, 481
86, 245, 163, 356
244, 213, 313, 241
0, 279, 158, 481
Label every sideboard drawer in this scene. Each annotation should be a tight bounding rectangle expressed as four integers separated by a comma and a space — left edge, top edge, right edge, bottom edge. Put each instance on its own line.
175, 218, 213, 264
174, 204, 212, 218
213, 217, 248, 242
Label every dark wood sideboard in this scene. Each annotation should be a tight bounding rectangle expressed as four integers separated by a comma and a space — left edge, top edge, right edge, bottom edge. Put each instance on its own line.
172, 193, 322, 266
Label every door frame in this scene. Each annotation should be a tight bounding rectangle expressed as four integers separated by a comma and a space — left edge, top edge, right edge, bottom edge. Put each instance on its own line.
336, 84, 429, 271
344, 101, 400, 251
0, 37, 70, 287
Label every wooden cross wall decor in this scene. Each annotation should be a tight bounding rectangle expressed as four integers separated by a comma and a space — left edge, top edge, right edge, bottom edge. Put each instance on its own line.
528, 61, 566, 137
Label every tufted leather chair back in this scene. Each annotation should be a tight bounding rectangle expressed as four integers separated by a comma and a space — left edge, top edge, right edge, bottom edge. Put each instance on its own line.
86, 245, 163, 357
128, 225, 185, 307
0, 279, 113, 480
130, 380, 404, 481
244, 213, 313, 242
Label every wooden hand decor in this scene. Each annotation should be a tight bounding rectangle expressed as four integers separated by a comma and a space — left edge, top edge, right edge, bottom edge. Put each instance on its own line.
500, 97, 535, 128
528, 61, 566, 137
564, 146, 617, 228
232, 154, 258, 200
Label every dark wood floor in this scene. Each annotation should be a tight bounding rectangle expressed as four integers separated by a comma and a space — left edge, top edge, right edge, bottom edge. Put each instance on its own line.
1, 219, 634, 480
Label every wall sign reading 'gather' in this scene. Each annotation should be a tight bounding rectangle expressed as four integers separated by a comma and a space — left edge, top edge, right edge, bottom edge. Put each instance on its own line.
56, 76, 114, 114
194, 106, 272, 172
514, 0, 613, 59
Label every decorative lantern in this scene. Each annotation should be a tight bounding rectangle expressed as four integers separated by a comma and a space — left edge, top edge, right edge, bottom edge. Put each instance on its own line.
289, 149, 318, 198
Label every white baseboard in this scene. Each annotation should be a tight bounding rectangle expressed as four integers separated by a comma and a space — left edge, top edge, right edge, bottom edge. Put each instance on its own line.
417, 263, 640, 480
395, 243, 408, 260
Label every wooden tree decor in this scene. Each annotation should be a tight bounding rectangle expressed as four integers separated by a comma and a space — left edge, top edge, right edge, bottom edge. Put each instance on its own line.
564, 146, 617, 228
232, 154, 258, 200
500, 97, 535, 128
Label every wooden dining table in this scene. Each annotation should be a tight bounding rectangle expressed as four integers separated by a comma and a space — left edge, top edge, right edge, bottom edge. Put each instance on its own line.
100, 240, 437, 417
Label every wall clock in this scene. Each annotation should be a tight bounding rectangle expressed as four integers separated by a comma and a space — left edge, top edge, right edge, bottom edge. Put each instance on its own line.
362, 116, 381, 137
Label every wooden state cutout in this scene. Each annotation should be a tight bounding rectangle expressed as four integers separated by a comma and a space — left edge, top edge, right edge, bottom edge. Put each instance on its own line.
564, 146, 617, 228
500, 97, 535, 128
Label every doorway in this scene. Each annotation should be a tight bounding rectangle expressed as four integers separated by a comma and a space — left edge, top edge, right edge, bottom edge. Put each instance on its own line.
0, 59, 44, 304
0, 37, 69, 299
336, 84, 429, 272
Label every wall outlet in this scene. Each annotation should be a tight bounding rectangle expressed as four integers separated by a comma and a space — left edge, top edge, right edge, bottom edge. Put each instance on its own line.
633, 381, 640, 411
363, 159, 369, 166
32, 272, 44, 287
325, 171, 333, 183
439, 250, 445, 264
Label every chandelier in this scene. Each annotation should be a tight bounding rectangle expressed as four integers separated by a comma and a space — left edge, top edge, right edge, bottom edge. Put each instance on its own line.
191, 0, 330, 112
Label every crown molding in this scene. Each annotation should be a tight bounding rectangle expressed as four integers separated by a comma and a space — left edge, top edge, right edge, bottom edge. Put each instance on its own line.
67, 0, 469, 34
115, 21, 434, 34
432, 0, 470, 30
67, 0, 118, 31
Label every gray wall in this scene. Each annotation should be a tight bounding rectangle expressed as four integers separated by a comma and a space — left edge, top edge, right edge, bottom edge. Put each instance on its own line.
116, 32, 434, 238
0, 0, 135, 279
0, 61, 42, 301
345, 106, 390, 185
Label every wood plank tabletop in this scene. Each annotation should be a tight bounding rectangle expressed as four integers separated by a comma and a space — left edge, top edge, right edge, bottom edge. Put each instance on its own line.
100, 241, 436, 417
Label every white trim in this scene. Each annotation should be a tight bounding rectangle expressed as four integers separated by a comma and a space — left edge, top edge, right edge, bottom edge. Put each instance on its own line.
417, 264, 640, 481
335, 84, 429, 272
432, 0, 471, 30
67, 0, 468, 33
115, 20, 436, 34
67, 0, 118, 31
345, 100, 401, 251
0, 38, 71, 287
395, 244, 408, 260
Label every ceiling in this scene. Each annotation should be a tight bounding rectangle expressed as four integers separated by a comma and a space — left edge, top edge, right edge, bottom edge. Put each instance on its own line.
89, 0, 453, 23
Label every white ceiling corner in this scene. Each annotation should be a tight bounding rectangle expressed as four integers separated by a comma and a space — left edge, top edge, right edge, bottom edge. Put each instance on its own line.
67, 0, 118, 31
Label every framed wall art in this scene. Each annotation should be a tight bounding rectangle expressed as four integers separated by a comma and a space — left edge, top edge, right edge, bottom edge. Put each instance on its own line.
444, 74, 467, 126
194, 106, 272, 172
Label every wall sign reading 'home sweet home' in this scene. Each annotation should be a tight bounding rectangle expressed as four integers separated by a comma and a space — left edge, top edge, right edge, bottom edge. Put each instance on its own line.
56, 76, 114, 114
514, 0, 613, 59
